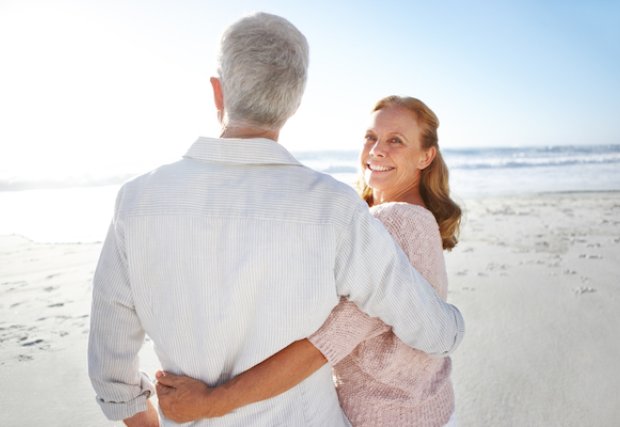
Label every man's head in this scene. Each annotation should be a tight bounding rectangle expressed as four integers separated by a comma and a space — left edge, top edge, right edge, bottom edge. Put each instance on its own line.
214, 12, 309, 131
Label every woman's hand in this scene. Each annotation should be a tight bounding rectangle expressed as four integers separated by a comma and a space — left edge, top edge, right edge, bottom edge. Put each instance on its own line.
155, 371, 231, 422
155, 339, 327, 422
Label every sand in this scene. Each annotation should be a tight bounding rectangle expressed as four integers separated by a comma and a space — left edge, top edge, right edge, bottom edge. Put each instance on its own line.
1, 191, 619, 426
446, 191, 620, 426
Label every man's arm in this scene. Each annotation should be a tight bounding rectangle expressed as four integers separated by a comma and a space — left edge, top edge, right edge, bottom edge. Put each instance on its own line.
156, 339, 326, 422
88, 217, 156, 422
155, 209, 465, 423
334, 203, 464, 357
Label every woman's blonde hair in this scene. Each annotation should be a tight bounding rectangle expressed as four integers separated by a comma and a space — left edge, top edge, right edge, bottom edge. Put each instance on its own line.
358, 95, 461, 250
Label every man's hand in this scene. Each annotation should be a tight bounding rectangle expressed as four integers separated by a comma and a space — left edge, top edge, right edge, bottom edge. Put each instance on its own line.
123, 399, 159, 427
156, 371, 227, 422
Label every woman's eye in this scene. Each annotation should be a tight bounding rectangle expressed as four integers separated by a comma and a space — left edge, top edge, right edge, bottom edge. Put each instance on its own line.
389, 137, 402, 144
364, 134, 377, 143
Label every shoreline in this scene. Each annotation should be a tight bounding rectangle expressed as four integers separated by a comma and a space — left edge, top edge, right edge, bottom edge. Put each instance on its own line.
1, 191, 619, 426
2, 189, 619, 246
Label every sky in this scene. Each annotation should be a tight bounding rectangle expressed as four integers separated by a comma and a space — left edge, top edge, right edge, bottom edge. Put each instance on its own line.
1, 0, 619, 181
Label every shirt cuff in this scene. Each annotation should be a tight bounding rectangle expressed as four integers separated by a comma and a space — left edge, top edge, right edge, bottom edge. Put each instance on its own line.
96, 372, 156, 420
434, 304, 466, 358
450, 305, 466, 355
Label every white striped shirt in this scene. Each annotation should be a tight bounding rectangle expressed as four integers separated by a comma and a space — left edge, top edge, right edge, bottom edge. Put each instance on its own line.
88, 137, 464, 426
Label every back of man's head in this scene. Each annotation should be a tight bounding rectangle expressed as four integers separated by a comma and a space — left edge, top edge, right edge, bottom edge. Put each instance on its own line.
217, 12, 309, 131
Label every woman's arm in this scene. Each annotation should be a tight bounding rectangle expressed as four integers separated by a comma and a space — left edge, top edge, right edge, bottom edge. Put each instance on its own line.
157, 298, 389, 423
156, 205, 448, 423
156, 339, 327, 423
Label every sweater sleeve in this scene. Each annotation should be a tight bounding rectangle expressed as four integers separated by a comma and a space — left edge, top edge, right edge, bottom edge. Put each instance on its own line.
310, 203, 453, 364
308, 298, 389, 365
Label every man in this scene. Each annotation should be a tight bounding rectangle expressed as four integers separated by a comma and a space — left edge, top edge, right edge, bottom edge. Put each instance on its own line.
88, 12, 464, 427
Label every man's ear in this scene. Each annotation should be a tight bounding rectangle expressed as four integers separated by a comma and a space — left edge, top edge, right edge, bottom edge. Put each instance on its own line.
418, 146, 437, 170
210, 77, 224, 120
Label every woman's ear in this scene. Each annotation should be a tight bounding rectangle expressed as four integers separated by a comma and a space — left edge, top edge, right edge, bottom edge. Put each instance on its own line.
418, 146, 437, 170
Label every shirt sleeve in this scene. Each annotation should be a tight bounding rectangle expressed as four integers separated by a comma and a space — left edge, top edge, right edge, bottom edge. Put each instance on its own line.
310, 204, 451, 363
332, 203, 464, 357
308, 298, 389, 365
87, 191, 155, 421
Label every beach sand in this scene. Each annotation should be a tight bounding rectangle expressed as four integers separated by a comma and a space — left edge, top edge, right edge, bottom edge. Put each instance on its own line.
1, 191, 619, 426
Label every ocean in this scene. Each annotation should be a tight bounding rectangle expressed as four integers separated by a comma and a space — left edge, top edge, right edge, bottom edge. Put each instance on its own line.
1, 144, 619, 242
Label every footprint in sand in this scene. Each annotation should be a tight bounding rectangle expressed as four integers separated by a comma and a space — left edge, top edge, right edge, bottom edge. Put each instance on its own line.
562, 209, 574, 217
573, 286, 596, 295
2, 281, 28, 291
72, 316, 89, 328
21, 338, 44, 347
487, 263, 509, 271
47, 302, 65, 308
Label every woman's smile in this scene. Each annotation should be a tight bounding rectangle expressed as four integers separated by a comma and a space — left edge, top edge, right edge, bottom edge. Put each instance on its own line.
366, 162, 395, 173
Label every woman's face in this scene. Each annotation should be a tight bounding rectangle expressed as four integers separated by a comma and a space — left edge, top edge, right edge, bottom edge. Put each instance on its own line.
360, 105, 432, 203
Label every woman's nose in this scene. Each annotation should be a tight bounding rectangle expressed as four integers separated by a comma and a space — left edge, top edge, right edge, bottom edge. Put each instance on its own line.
369, 140, 385, 157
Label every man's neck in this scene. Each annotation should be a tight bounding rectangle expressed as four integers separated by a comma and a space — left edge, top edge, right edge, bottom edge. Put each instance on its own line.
220, 125, 280, 142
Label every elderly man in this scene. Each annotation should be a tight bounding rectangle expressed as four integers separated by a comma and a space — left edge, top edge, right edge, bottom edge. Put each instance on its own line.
88, 12, 464, 427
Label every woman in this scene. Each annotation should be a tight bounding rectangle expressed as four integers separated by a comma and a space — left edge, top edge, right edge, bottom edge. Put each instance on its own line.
156, 96, 462, 426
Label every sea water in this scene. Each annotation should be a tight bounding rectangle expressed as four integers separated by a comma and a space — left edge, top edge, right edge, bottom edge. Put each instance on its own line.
1, 145, 619, 242
296, 144, 620, 197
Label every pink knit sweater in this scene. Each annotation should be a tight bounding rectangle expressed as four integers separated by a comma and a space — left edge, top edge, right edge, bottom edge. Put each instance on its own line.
309, 202, 454, 427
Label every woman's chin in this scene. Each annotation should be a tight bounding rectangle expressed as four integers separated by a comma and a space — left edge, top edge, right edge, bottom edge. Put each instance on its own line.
365, 175, 391, 192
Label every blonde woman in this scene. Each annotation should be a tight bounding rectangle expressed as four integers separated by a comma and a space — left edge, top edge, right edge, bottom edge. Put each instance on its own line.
156, 96, 462, 427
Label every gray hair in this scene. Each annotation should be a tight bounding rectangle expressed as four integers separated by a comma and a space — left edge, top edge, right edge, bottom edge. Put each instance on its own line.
217, 12, 309, 130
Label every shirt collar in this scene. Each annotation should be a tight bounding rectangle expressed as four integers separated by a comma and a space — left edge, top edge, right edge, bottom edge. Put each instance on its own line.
184, 137, 302, 166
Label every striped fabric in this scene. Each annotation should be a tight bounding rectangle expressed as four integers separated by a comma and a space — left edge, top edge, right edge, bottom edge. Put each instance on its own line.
310, 203, 456, 426
88, 137, 464, 426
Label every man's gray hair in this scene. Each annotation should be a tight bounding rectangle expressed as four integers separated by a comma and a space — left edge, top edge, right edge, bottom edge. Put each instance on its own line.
217, 12, 309, 130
